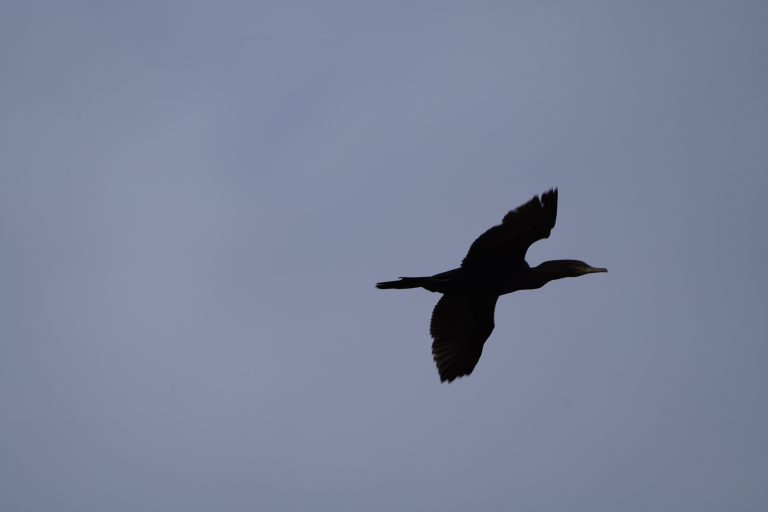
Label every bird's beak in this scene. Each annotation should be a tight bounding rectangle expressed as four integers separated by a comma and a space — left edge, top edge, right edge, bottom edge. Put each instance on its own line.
583, 265, 608, 274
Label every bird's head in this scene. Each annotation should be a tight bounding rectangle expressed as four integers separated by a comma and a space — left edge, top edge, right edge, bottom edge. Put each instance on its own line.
563, 259, 608, 276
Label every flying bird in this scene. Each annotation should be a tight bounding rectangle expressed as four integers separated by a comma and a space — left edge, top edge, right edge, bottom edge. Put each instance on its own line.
376, 188, 606, 383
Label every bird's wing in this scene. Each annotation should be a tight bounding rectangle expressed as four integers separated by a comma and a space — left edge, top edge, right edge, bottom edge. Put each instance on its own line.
461, 188, 558, 267
430, 294, 498, 383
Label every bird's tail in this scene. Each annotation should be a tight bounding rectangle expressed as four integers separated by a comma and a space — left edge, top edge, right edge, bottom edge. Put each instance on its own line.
376, 277, 428, 290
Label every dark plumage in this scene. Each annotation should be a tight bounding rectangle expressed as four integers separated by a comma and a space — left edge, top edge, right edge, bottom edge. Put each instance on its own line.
376, 188, 606, 383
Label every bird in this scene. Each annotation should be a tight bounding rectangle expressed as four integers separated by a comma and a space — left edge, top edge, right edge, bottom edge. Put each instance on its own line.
376, 188, 606, 383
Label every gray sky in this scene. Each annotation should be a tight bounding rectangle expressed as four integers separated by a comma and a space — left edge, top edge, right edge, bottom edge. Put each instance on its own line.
2, 1, 767, 510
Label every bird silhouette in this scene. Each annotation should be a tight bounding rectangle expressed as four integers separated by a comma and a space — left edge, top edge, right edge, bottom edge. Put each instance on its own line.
376, 189, 606, 382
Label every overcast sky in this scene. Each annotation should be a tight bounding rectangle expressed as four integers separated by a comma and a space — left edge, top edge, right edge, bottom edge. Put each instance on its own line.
2, 1, 767, 511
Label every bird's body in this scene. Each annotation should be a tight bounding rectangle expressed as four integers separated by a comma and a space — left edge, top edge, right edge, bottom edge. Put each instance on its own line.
378, 261, 564, 295
376, 189, 606, 383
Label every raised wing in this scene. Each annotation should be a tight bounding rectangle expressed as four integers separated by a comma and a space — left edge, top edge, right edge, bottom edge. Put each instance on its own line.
430, 294, 498, 383
462, 188, 558, 267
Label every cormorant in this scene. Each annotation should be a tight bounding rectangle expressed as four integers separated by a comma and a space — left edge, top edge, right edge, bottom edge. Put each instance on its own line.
376, 188, 606, 383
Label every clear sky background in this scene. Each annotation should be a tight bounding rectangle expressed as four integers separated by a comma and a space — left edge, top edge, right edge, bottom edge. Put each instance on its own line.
2, 1, 767, 511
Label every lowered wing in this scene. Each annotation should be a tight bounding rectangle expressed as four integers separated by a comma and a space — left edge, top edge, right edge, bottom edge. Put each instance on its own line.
430, 293, 499, 383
